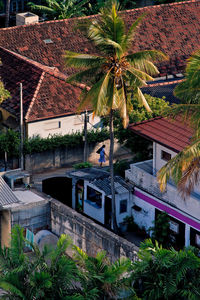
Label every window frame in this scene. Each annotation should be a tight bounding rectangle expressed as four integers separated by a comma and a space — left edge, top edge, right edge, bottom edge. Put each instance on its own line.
161, 150, 172, 162
120, 199, 127, 214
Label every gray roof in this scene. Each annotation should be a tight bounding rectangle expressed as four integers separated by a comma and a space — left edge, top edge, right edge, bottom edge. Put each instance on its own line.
68, 168, 133, 196
0, 176, 20, 206
94, 176, 133, 196
68, 168, 109, 181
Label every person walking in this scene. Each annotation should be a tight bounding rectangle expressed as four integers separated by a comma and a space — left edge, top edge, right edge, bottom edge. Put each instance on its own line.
98, 145, 106, 167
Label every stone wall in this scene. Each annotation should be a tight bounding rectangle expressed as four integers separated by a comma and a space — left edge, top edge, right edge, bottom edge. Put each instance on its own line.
25, 139, 131, 173
11, 200, 51, 233
51, 199, 138, 262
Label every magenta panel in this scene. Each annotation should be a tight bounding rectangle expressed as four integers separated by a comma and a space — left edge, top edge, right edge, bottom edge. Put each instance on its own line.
134, 190, 200, 231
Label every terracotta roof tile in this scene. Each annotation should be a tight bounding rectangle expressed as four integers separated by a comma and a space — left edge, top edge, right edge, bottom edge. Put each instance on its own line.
129, 116, 193, 152
0, 47, 83, 122
0, 1, 199, 76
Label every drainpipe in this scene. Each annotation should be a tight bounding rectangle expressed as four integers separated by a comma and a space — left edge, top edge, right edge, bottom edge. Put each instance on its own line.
153, 142, 156, 176
20, 83, 24, 170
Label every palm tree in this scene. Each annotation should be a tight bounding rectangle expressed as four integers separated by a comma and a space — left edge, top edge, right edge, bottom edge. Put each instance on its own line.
0, 226, 80, 299
64, 2, 167, 231
73, 245, 136, 299
157, 50, 200, 197
28, 0, 89, 20
132, 239, 200, 300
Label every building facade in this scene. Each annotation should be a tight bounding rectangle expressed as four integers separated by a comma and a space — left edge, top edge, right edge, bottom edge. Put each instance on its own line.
125, 117, 200, 248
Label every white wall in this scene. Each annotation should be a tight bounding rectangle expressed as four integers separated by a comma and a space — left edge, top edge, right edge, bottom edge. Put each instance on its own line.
27, 113, 101, 138
154, 142, 177, 172
83, 181, 105, 224
116, 192, 132, 226
126, 161, 200, 222
132, 189, 155, 232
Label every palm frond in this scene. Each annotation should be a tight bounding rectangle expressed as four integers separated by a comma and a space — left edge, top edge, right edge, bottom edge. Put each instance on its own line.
0, 281, 25, 299
157, 138, 200, 197
88, 3, 125, 57
28, 2, 55, 14
122, 13, 146, 52
64, 51, 105, 68
174, 50, 200, 104
135, 87, 152, 112
115, 79, 129, 128
126, 50, 168, 63
65, 67, 100, 84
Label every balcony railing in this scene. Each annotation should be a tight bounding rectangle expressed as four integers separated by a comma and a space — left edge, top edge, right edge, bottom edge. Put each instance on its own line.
125, 159, 200, 220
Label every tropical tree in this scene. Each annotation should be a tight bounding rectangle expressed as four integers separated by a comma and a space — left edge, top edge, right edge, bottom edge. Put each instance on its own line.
64, 2, 167, 231
28, 0, 89, 20
157, 50, 200, 197
0, 226, 79, 299
73, 245, 135, 299
0, 225, 133, 299
131, 239, 200, 300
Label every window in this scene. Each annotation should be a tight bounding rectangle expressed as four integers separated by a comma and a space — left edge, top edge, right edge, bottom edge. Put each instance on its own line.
87, 186, 102, 208
161, 150, 171, 161
120, 199, 127, 214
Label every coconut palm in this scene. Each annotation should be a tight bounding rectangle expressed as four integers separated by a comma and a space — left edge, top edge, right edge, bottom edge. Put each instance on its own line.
64, 2, 167, 231
28, 0, 89, 20
174, 50, 200, 104
157, 50, 200, 197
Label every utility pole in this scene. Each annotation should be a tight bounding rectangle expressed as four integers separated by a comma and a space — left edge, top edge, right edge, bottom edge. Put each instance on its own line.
83, 110, 88, 162
20, 83, 24, 170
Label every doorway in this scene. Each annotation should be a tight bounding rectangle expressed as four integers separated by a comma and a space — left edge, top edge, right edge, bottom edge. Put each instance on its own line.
104, 196, 111, 229
42, 177, 72, 207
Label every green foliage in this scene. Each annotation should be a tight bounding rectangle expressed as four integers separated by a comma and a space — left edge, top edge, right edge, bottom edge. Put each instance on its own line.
123, 216, 139, 232
113, 94, 169, 147
114, 159, 130, 178
24, 129, 109, 155
0, 0, 4, 12
149, 212, 171, 248
157, 51, 200, 197
28, 0, 89, 20
0, 128, 109, 158
0, 129, 20, 158
102, 94, 169, 158
0, 225, 132, 300
132, 240, 200, 300
73, 162, 92, 169
1, 225, 200, 300
0, 79, 10, 103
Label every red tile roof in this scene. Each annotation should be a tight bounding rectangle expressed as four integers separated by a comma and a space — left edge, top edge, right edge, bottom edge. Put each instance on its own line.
0, 1, 199, 76
128, 116, 193, 152
0, 47, 83, 122
0, 1, 200, 122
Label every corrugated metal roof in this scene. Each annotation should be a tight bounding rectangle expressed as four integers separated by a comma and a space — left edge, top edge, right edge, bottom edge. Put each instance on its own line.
0, 176, 20, 206
129, 116, 193, 153
68, 168, 133, 196
93, 176, 133, 196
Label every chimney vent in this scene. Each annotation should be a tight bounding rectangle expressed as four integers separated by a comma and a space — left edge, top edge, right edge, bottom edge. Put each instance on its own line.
16, 12, 39, 26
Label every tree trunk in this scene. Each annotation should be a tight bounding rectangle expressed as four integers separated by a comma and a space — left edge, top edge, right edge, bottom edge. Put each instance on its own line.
109, 109, 117, 232
5, 0, 10, 28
